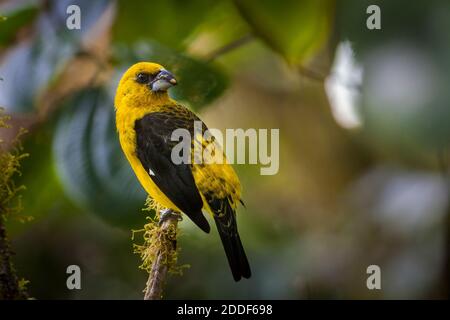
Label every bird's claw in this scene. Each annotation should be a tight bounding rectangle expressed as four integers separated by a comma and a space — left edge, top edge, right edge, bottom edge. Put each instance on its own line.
159, 209, 182, 225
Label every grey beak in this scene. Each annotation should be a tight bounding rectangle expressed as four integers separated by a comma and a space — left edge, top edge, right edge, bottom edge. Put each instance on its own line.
150, 70, 177, 92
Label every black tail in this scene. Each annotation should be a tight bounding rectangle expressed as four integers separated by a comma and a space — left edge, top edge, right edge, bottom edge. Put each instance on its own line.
212, 200, 251, 281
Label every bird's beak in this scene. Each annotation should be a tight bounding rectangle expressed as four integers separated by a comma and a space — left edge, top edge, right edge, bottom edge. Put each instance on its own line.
150, 70, 177, 92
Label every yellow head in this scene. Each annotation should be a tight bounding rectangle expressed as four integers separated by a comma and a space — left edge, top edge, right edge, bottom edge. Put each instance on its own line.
114, 62, 177, 108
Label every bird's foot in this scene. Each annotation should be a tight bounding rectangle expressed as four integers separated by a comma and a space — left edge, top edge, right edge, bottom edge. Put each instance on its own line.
159, 209, 182, 225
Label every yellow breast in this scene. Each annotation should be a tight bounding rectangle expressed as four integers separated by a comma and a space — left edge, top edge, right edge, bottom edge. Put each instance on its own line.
116, 106, 181, 211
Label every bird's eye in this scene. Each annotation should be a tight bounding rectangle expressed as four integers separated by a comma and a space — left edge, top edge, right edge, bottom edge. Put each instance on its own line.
136, 73, 150, 84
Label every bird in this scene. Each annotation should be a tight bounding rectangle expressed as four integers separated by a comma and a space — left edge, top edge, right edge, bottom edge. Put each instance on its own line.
114, 62, 251, 281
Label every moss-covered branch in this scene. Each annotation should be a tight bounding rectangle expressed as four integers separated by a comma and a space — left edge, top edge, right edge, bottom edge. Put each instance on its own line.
144, 212, 179, 300
133, 199, 185, 300
0, 223, 28, 300
0, 109, 29, 300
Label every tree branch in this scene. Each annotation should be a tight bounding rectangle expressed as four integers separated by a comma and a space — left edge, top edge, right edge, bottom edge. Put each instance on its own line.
0, 111, 29, 300
0, 219, 27, 300
206, 34, 254, 62
205, 33, 328, 82
297, 65, 327, 83
143, 210, 180, 300
437, 149, 450, 298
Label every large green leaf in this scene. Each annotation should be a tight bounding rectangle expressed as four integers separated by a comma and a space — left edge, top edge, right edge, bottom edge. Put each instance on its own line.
113, 0, 216, 49
233, 0, 334, 64
0, 0, 111, 113
114, 42, 228, 110
53, 88, 146, 228
0, 36, 76, 113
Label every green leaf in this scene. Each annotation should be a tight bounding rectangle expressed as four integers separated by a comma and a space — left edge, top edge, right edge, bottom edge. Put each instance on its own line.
180, 0, 251, 54
53, 88, 146, 228
0, 5, 38, 48
114, 42, 228, 110
233, 0, 335, 64
0, 41, 53, 112
0, 0, 111, 113
113, 0, 216, 49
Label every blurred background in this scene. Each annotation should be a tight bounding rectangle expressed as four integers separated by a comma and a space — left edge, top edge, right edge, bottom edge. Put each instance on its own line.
0, 0, 449, 299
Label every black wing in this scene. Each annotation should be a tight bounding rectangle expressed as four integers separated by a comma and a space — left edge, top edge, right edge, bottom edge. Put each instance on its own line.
134, 111, 210, 233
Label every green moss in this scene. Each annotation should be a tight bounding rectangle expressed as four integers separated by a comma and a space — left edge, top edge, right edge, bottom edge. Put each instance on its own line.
0, 110, 29, 222
0, 108, 30, 299
132, 197, 189, 278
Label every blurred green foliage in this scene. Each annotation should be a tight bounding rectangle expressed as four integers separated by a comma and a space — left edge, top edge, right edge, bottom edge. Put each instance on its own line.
0, 5, 38, 48
234, 0, 334, 64
53, 89, 145, 227
0, 0, 110, 112
114, 0, 214, 49
337, 0, 450, 157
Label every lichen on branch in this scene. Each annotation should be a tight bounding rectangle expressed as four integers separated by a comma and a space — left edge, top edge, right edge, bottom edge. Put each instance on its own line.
0, 108, 29, 300
132, 196, 188, 300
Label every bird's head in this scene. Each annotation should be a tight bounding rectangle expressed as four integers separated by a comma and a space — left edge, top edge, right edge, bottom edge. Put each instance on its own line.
115, 62, 177, 108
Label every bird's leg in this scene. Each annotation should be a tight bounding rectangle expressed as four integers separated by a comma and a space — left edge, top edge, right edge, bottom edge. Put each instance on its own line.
159, 208, 182, 226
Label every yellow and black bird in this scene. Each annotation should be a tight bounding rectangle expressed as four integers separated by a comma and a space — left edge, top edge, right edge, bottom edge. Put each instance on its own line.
115, 62, 251, 281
